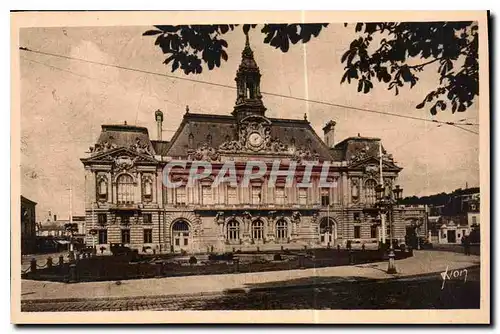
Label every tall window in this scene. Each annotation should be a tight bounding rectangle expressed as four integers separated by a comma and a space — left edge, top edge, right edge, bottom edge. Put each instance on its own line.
202, 185, 213, 205
472, 216, 477, 225
97, 213, 107, 226
227, 220, 240, 242
176, 186, 186, 205
120, 215, 130, 226
370, 225, 378, 238
251, 186, 262, 205
354, 212, 361, 223
298, 188, 307, 205
143, 213, 152, 224
143, 229, 153, 243
227, 186, 237, 205
276, 219, 288, 241
117, 174, 134, 204
321, 188, 330, 206
354, 226, 361, 239
365, 179, 377, 205
275, 187, 285, 205
98, 229, 107, 244
252, 220, 264, 240
121, 229, 130, 244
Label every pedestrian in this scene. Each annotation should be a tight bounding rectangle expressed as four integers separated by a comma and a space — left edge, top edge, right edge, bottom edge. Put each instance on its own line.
464, 236, 471, 256
361, 243, 365, 251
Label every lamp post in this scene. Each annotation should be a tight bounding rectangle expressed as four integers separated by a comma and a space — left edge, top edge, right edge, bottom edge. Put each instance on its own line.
375, 183, 403, 274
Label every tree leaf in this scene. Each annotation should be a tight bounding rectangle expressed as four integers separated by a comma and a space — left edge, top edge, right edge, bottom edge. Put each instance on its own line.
143, 30, 163, 36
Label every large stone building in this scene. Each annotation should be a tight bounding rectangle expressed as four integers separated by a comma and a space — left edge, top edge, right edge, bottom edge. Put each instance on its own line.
81, 36, 425, 253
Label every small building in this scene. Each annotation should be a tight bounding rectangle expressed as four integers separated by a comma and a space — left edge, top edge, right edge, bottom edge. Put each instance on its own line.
438, 216, 470, 244
21, 196, 37, 254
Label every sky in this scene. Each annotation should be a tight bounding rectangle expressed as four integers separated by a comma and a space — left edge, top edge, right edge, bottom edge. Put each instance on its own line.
19, 25, 480, 222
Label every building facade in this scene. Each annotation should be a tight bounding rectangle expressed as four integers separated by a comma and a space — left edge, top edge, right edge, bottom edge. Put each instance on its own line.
81, 37, 425, 253
21, 196, 37, 254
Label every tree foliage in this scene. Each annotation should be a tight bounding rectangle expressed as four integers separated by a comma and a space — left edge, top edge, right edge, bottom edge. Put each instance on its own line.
143, 24, 328, 75
341, 22, 479, 114
144, 22, 479, 115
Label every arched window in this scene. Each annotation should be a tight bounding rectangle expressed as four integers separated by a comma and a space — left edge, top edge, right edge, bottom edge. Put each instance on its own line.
365, 179, 377, 205
227, 220, 240, 242
252, 220, 264, 240
276, 219, 288, 241
117, 174, 134, 204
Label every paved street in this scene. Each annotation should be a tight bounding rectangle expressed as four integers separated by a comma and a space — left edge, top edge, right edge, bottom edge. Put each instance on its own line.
21, 266, 480, 311
20, 250, 481, 311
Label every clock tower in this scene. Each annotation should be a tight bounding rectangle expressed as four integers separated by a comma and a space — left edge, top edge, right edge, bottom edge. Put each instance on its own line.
232, 32, 267, 121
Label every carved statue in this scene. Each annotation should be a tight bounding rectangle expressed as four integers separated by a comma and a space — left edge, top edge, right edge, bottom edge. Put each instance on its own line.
351, 178, 359, 200
215, 211, 225, 224
189, 143, 220, 161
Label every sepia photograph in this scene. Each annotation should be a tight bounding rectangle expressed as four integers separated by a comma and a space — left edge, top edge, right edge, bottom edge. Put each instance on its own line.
11, 11, 490, 324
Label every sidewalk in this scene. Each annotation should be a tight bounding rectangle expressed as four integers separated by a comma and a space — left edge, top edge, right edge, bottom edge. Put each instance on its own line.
21, 250, 480, 301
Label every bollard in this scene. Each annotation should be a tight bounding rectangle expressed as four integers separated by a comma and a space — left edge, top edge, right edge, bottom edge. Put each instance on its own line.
58, 255, 64, 266
155, 261, 163, 277
46, 257, 53, 269
69, 263, 77, 283
30, 258, 37, 273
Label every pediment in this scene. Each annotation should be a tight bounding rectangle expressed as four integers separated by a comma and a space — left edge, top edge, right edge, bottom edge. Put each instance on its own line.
81, 147, 159, 165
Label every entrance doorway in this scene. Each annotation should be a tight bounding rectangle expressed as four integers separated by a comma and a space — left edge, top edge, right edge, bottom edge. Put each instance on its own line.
172, 220, 190, 251
447, 230, 457, 243
319, 218, 336, 246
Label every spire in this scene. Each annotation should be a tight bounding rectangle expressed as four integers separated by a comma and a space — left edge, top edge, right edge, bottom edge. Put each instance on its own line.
232, 32, 266, 120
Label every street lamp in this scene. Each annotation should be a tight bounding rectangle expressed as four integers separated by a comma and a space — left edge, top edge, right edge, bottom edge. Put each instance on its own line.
375, 183, 403, 274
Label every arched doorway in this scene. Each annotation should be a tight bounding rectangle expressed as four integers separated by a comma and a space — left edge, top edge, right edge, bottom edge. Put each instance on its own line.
319, 218, 336, 246
172, 220, 190, 251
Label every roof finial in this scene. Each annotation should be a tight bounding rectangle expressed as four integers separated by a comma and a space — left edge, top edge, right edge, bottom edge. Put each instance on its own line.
124, 120, 127, 125
185, 105, 190, 114
241, 31, 254, 59
304, 113, 308, 121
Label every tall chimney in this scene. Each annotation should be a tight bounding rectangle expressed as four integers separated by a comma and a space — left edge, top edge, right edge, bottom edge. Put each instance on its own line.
322, 120, 336, 148
155, 109, 164, 141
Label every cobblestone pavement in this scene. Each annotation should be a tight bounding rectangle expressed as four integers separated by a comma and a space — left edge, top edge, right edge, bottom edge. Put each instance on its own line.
21, 266, 480, 312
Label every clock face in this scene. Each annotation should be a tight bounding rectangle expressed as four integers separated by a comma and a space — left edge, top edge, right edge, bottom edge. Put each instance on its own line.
248, 132, 263, 147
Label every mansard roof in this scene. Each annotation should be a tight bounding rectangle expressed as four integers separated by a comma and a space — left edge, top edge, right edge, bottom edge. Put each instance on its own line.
87, 124, 156, 156
164, 112, 335, 161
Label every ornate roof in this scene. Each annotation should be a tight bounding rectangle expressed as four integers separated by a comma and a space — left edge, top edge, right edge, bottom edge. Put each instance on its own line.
163, 112, 336, 162
88, 124, 155, 157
